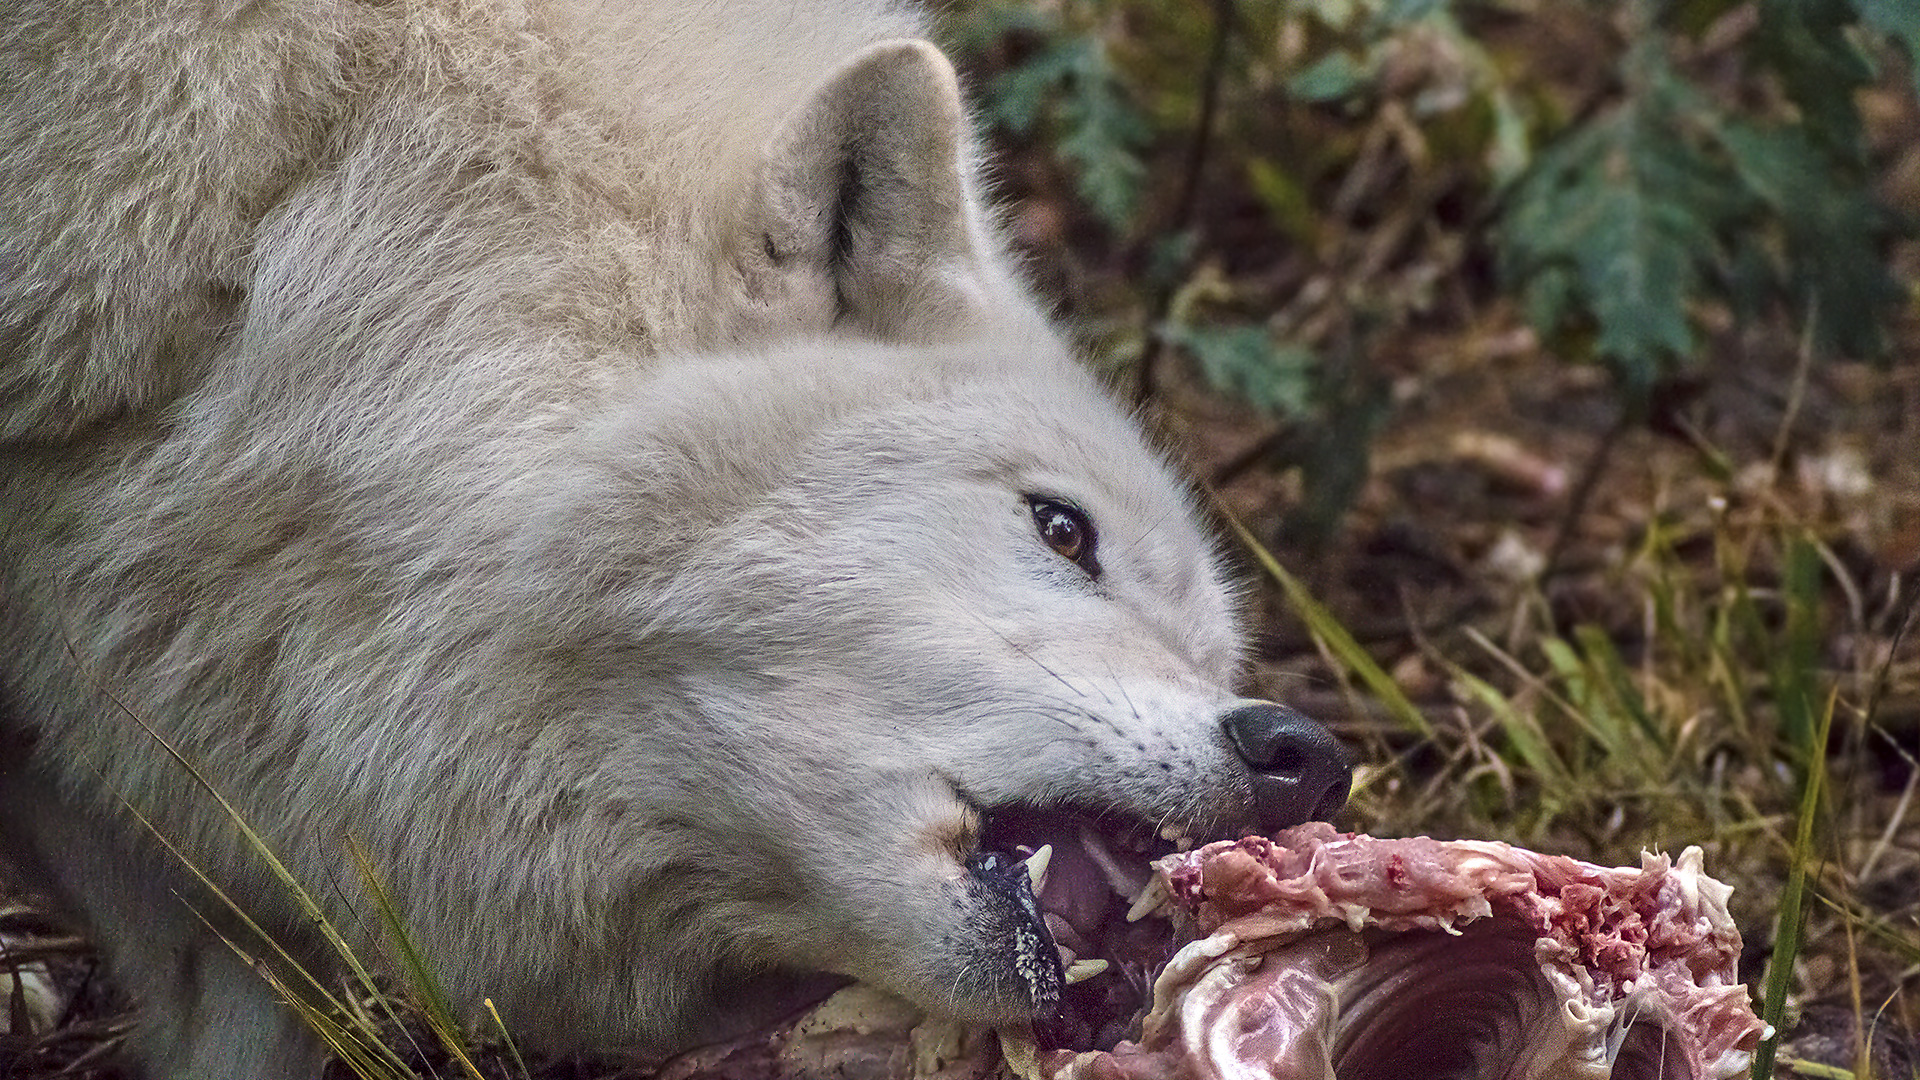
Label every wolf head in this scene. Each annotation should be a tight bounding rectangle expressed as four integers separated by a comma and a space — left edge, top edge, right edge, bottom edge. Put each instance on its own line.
0, 14, 1348, 1073
490, 39, 1353, 1049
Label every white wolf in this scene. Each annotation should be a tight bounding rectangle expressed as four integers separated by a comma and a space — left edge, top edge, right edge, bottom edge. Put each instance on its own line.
0, 1, 1351, 1077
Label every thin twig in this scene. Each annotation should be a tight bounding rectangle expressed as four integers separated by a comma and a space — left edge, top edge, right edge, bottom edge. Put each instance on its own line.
1766, 299, 1819, 486
1135, 0, 1235, 408
1210, 426, 1305, 487
1542, 407, 1630, 580
1171, 0, 1233, 233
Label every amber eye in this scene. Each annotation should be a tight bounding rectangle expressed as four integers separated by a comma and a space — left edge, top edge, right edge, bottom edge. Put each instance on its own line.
1027, 496, 1101, 578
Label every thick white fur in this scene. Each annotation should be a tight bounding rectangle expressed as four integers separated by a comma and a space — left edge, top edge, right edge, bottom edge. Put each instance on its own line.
0, 2, 1270, 1078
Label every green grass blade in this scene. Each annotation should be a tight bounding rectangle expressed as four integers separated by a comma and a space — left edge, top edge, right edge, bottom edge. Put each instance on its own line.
225, 944, 412, 1080
1751, 689, 1836, 1080
1773, 1057, 1859, 1079
486, 998, 534, 1079
67, 638, 394, 1004
1226, 515, 1435, 740
1572, 624, 1666, 753
1536, 634, 1623, 757
106, 791, 417, 1078
346, 838, 487, 1080
1773, 534, 1823, 753
65, 634, 423, 1075
1448, 665, 1571, 791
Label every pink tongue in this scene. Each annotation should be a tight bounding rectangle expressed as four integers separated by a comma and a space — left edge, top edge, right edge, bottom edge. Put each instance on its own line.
1033, 839, 1113, 939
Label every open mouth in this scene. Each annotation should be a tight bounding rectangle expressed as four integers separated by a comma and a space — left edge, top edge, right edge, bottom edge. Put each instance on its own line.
972, 804, 1198, 1051
648, 823, 1766, 1080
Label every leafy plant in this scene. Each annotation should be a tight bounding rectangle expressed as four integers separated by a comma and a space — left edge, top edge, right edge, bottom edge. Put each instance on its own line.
952, 2, 1155, 231
948, 0, 1913, 522
1499, 4, 1905, 403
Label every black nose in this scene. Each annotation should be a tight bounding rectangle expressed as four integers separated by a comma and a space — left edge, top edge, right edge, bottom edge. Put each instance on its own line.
1220, 702, 1352, 830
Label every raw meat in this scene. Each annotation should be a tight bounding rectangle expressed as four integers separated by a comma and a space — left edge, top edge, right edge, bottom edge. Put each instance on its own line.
1010, 823, 1771, 1080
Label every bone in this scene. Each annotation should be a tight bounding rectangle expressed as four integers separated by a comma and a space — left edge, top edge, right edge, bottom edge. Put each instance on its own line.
1075, 825, 1772, 1080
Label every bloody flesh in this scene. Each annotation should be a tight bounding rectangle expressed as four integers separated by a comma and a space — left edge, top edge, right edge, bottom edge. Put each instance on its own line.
1014, 823, 1771, 1080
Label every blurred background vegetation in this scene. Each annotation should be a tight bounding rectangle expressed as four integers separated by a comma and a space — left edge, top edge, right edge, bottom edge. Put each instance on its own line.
936, 0, 1919, 1074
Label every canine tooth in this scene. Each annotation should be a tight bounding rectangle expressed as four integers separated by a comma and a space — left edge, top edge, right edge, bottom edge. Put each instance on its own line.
1055, 944, 1078, 968
1024, 844, 1053, 894
1126, 877, 1170, 923
1062, 958, 1109, 984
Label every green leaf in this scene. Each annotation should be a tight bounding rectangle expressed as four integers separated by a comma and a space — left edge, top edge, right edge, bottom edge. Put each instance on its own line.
1577, 169, 1704, 373
1855, 0, 1920, 96
1286, 369, 1389, 545
1754, 0, 1874, 158
988, 35, 1151, 229
1246, 158, 1316, 242
989, 39, 1079, 134
1165, 322, 1317, 417
1499, 99, 1725, 397
1381, 0, 1451, 23
1518, 265, 1576, 343
1288, 51, 1373, 103
938, 1, 1048, 54
1493, 45, 1846, 398
1716, 121, 1902, 358
1487, 89, 1532, 186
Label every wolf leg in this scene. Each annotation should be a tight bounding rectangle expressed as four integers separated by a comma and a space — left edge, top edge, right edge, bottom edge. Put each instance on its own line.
0, 763, 328, 1080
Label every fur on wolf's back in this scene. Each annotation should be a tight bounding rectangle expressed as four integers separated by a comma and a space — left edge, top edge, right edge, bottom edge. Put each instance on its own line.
0, 0, 1012, 438
0, 2, 1268, 1078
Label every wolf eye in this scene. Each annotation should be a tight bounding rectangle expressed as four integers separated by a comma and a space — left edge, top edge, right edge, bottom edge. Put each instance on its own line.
1027, 496, 1101, 578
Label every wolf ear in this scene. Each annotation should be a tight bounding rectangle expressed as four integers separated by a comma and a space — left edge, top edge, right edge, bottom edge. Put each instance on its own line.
761, 40, 995, 339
